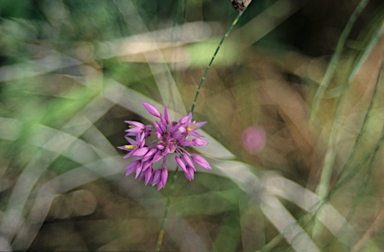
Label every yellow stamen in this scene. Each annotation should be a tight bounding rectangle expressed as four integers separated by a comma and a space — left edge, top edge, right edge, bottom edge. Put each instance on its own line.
187, 124, 198, 131
125, 145, 138, 149
129, 125, 135, 128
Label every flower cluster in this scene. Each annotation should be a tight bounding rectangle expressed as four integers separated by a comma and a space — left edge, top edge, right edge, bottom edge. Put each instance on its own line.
118, 102, 211, 190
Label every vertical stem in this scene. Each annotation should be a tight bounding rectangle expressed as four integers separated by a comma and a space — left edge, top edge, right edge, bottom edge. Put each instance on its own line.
156, 167, 179, 252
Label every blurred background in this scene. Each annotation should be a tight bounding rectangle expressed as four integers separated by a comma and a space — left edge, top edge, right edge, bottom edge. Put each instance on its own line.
1, 0, 384, 251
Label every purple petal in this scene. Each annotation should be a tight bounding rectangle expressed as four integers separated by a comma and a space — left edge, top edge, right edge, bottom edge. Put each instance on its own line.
124, 160, 139, 171
192, 138, 209, 146
125, 121, 145, 129
132, 147, 149, 157
124, 161, 140, 176
125, 166, 137, 177
139, 170, 146, 180
141, 161, 151, 172
142, 148, 157, 162
178, 126, 186, 133
191, 155, 211, 169
172, 134, 184, 140
118, 145, 132, 151
157, 181, 163, 191
170, 124, 181, 134
142, 102, 161, 117
123, 152, 134, 159
145, 168, 154, 185
188, 168, 194, 180
124, 136, 137, 145
151, 169, 162, 186
189, 131, 205, 138
135, 162, 143, 179
159, 120, 167, 134
182, 154, 194, 169
162, 147, 170, 156
188, 121, 206, 131
175, 156, 187, 173
156, 144, 165, 150
164, 107, 170, 124
152, 150, 163, 163
179, 140, 194, 146
154, 121, 163, 134
155, 131, 162, 140
179, 113, 192, 124
125, 127, 144, 133
185, 167, 194, 181
187, 164, 196, 172
160, 114, 167, 127
161, 168, 168, 187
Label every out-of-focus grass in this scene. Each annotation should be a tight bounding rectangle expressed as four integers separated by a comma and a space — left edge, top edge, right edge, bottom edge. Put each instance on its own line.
1, 0, 384, 251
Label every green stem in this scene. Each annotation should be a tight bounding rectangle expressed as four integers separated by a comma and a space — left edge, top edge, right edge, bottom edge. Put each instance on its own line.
335, 55, 384, 184
332, 55, 384, 193
190, 12, 243, 114
313, 53, 384, 242
156, 167, 179, 252
310, 0, 370, 123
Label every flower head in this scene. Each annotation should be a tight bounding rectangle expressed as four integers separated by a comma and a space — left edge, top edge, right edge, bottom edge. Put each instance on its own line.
118, 102, 211, 190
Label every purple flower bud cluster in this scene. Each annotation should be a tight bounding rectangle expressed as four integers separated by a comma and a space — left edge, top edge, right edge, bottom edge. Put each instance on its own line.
118, 102, 211, 190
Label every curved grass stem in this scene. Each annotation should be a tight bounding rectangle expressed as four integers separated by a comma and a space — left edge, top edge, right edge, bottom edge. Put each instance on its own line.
310, 0, 370, 123
313, 54, 384, 242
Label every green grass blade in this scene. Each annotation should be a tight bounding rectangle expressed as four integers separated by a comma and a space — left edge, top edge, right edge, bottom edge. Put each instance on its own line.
310, 0, 370, 123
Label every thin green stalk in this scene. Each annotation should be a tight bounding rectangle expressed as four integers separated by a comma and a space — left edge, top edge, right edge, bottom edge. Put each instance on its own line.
156, 167, 179, 252
318, 53, 384, 199
190, 12, 243, 114
335, 55, 384, 185
156, 6, 246, 251
314, 0, 371, 215
321, 56, 384, 251
310, 0, 370, 123
313, 54, 384, 243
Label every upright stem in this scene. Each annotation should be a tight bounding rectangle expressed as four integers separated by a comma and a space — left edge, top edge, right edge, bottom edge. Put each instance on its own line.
156, 167, 179, 251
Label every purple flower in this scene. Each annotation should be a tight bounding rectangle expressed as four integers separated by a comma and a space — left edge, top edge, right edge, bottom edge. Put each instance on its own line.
118, 102, 211, 190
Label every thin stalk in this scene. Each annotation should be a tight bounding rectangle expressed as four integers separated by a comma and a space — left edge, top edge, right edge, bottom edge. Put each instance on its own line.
322, 55, 384, 251
314, 0, 371, 215
335, 54, 384, 185
314, 54, 384, 242
156, 167, 179, 252
190, 12, 243, 114
310, 0, 370, 123
318, 53, 384, 199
